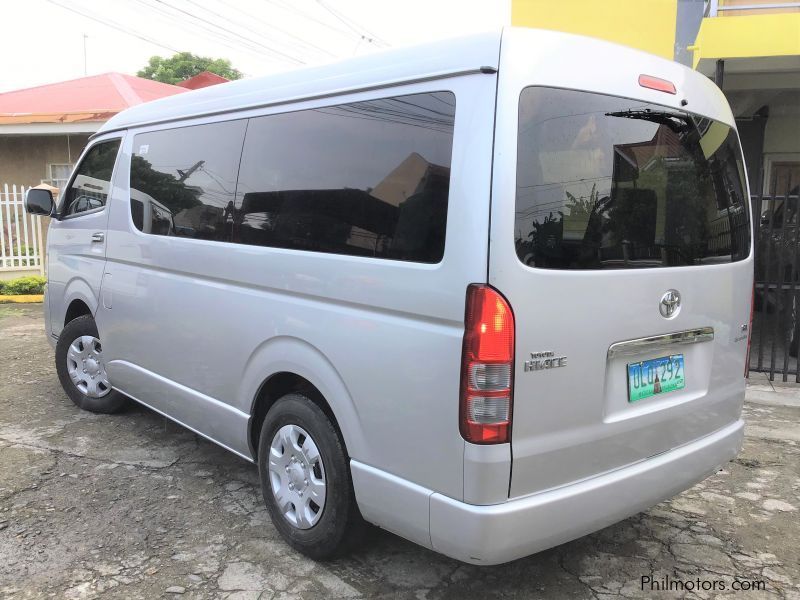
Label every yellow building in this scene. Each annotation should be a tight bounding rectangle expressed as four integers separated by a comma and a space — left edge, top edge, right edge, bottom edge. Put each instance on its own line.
512, 0, 800, 197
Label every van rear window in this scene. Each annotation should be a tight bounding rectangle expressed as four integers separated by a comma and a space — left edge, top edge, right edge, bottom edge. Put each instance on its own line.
515, 87, 750, 269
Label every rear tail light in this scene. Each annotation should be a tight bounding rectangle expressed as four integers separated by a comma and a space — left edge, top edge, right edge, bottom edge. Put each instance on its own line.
745, 285, 754, 377
638, 74, 677, 95
460, 284, 514, 444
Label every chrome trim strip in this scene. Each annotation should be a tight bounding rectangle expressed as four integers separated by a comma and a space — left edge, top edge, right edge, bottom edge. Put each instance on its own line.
607, 327, 714, 359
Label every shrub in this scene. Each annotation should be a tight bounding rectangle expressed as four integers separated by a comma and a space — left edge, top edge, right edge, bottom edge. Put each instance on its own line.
0, 275, 46, 295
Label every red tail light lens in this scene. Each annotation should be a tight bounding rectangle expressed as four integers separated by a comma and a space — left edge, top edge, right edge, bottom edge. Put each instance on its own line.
460, 285, 514, 444
638, 74, 677, 95
745, 285, 754, 378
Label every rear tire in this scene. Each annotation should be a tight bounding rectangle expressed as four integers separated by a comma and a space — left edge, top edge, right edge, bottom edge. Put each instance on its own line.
55, 315, 128, 414
258, 393, 365, 559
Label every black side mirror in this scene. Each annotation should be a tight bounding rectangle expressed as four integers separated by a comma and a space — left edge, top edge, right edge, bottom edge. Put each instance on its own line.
25, 188, 55, 217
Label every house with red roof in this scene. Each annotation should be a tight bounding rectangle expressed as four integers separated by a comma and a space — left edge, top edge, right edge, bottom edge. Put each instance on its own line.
0, 72, 187, 188
176, 70, 229, 90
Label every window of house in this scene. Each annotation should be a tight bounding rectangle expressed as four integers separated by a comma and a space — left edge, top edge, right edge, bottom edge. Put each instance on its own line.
47, 164, 73, 190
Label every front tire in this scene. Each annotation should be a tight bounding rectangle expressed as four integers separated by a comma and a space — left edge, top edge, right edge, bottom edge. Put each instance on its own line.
258, 393, 365, 559
55, 315, 127, 413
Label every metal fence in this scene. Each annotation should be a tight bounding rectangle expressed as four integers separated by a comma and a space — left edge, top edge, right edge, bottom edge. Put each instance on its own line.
750, 191, 800, 381
0, 184, 45, 275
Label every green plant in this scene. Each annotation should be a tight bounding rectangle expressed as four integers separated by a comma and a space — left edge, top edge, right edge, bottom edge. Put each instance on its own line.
137, 52, 243, 84
0, 275, 46, 295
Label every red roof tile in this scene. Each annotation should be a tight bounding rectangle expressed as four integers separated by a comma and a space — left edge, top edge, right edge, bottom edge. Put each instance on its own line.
0, 72, 187, 125
176, 71, 229, 90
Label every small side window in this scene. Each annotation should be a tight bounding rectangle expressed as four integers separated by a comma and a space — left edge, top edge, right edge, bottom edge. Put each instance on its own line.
130, 120, 247, 241
60, 139, 121, 217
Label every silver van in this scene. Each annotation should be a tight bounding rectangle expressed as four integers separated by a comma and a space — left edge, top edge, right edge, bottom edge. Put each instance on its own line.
26, 28, 753, 565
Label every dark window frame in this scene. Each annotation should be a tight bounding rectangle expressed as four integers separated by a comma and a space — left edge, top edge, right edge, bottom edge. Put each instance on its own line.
514, 85, 751, 271
129, 119, 248, 242
59, 137, 122, 220
232, 90, 456, 264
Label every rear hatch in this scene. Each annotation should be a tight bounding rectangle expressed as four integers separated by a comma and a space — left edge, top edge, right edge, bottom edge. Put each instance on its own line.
491, 82, 753, 499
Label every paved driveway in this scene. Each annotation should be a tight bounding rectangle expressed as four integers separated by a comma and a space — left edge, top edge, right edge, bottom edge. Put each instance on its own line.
1, 304, 798, 599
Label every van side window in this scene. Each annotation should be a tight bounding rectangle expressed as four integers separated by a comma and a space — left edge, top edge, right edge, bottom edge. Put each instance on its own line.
61, 139, 121, 217
234, 91, 455, 263
130, 120, 247, 240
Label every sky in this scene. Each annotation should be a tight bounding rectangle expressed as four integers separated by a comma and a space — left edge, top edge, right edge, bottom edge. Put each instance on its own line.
0, 0, 510, 93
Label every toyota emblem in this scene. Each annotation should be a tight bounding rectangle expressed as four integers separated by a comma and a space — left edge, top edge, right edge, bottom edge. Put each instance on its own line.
659, 290, 681, 319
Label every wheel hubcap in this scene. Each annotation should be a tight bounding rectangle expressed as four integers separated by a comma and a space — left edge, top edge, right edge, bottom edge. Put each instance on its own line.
66, 335, 111, 398
268, 424, 326, 529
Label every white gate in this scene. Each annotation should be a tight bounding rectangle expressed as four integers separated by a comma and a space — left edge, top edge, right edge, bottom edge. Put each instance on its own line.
0, 184, 45, 275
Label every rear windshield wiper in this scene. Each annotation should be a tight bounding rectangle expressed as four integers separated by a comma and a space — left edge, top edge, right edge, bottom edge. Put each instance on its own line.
605, 109, 692, 133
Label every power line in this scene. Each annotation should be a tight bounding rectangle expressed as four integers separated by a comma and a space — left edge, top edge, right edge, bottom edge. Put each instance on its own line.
46, 0, 180, 53
211, 0, 338, 59
313, 0, 389, 47
152, 0, 305, 64
264, 0, 358, 39
130, 0, 282, 61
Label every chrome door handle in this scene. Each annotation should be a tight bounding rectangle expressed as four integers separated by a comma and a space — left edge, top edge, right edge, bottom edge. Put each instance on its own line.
607, 327, 714, 359
91, 232, 105, 243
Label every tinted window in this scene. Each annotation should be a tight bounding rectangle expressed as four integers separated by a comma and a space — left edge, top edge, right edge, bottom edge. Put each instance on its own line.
61, 139, 120, 216
235, 92, 455, 263
515, 87, 750, 269
131, 120, 247, 240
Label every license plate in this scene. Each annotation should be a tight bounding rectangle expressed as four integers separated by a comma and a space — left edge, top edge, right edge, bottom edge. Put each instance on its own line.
627, 354, 685, 403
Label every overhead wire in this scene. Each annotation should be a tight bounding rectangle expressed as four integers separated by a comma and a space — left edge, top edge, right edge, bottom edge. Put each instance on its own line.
264, 0, 358, 39
151, 0, 305, 64
129, 0, 283, 60
313, 0, 390, 47
45, 0, 180, 53
211, 0, 338, 59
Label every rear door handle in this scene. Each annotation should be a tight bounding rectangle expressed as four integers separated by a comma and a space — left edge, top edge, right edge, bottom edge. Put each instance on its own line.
91, 232, 105, 243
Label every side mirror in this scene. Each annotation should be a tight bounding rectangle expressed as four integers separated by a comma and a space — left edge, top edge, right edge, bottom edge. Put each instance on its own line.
25, 188, 55, 217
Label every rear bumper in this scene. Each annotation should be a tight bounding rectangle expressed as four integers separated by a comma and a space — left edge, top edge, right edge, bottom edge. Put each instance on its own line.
429, 419, 743, 565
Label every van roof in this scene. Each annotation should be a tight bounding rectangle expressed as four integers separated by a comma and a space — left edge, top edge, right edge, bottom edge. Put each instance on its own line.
96, 27, 731, 137
96, 29, 503, 135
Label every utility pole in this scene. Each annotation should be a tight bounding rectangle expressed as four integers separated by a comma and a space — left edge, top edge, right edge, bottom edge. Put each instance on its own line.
83, 34, 88, 76
177, 161, 204, 183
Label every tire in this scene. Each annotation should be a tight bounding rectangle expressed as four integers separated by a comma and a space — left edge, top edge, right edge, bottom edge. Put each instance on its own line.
55, 315, 128, 414
258, 392, 365, 560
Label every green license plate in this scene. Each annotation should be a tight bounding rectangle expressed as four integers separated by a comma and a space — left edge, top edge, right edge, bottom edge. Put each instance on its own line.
627, 354, 685, 403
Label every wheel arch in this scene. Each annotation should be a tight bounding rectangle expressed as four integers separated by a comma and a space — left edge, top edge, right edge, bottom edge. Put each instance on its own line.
56, 277, 99, 334
64, 298, 93, 326
240, 336, 365, 462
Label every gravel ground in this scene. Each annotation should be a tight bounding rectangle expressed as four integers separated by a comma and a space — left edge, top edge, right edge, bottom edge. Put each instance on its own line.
1, 304, 799, 599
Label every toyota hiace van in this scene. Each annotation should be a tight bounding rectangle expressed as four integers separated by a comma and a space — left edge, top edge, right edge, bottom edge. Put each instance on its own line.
26, 28, 753, 564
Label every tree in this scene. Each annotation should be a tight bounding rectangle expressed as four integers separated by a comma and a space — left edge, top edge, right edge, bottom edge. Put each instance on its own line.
137, 52, 243, 84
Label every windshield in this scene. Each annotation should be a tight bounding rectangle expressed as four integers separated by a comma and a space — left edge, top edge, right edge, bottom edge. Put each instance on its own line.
515, 87, 750, 270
